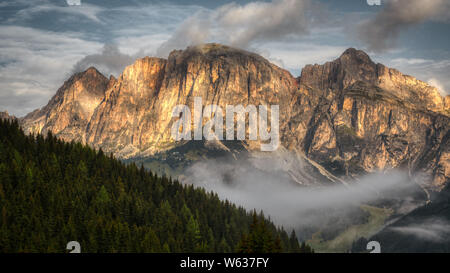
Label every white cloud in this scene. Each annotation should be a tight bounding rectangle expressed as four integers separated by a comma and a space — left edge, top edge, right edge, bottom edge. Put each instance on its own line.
428, 78, 448, 96
156, 0, 320, 57
71, 44, 138, 77
390, 219, 450, 242
391, 58, 431, 65
9, 2, 105, 23
383, 56, 450, 96
183, 156, 424, 229
0, 26, 102, 116
1, 0, 448, 118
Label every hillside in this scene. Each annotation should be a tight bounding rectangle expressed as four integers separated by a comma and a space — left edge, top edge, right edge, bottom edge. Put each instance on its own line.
352, 184, 450, 253
0, 118, 305, 253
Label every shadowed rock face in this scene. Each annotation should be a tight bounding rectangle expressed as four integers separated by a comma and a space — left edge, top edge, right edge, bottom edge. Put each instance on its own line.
19, 44, 449, 190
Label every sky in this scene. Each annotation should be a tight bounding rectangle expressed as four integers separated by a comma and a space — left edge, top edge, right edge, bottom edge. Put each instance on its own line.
0, 0, 449, 117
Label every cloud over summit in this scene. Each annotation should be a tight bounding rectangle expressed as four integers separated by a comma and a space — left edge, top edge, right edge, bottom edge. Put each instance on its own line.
72, 44, 138, 77
157, 0, 316, 57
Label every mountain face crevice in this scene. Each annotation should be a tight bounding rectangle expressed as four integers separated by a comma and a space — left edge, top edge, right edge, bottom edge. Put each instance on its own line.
18, 43, 449, 190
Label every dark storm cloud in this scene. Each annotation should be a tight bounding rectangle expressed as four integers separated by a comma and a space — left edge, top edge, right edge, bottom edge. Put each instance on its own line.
358, 0, 450, 52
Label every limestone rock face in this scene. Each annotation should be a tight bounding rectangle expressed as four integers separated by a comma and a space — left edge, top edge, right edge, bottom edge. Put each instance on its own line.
297, 49, 449, 190
18, 44, 450, 190
300, 48, 446, 114
85, 57, 167, 157
21, 67, 109, 143
445, 95, 450, 114
85, 44, 297, 157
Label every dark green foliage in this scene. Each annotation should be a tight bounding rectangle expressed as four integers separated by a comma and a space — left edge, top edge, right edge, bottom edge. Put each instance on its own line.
237, 212, 313, 253
0, 119, 305, 253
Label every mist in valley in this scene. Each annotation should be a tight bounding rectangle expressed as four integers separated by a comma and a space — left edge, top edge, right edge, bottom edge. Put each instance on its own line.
181, 154, 428, 242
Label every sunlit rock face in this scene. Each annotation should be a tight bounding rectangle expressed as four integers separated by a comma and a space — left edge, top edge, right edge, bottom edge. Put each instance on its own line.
297, 48, 449, 190
85, 44, 298, 158
300, 48, 446, 114
19, 44, 449, 190
21, 67, 109, 143
85, 57, 168, 158
445, 96, 450, 114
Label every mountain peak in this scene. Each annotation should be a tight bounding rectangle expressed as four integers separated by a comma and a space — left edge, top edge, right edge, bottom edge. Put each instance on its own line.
19, 45, 449, 189
340, 48, 371, 60
338, 48, 375, 68
84, 66, 102, 75
20, 65, 110, 142
300, 48, 378, 92
187, 43, 246, 55
74, 66, 106, 81
168, 43, 271, 67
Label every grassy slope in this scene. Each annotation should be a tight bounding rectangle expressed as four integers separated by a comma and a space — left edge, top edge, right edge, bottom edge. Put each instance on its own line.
307, 205, 393, 253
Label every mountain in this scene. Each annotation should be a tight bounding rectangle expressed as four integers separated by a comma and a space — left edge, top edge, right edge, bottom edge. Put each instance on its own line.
295, 48, 449, 190
19, 43, 450, 190
21, 67, 113, 143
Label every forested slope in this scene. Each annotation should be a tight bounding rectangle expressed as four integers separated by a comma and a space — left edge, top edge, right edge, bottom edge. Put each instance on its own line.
0, 119, 307, 253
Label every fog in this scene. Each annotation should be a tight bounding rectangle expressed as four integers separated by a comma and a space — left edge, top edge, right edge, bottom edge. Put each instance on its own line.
181, 155, 426, 236
390, 218, 450, 242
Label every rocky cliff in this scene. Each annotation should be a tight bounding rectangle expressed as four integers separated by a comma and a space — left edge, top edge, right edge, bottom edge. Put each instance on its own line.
0, 111, 15, 121
19, 44, 450, 190
22, 67, 111, 143
294, 48, 449, 190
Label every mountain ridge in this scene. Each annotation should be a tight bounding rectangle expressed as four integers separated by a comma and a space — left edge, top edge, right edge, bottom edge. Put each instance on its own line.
14, 43, 450, 190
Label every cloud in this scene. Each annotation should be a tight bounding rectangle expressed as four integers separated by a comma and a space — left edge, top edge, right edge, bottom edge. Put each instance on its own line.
428, 78, 448, 96
156, 0, 321, 57
0, 26, 102, 116
358, 0, 450, 52
9, 2, 105, 23
390, 219, 450, 242
2, 0, 448, 118
156, 14, 211, 57
0, 2, 204, 117
181, 154, 425, 231
71, 44, 139, 77
385, 57, 450, 96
